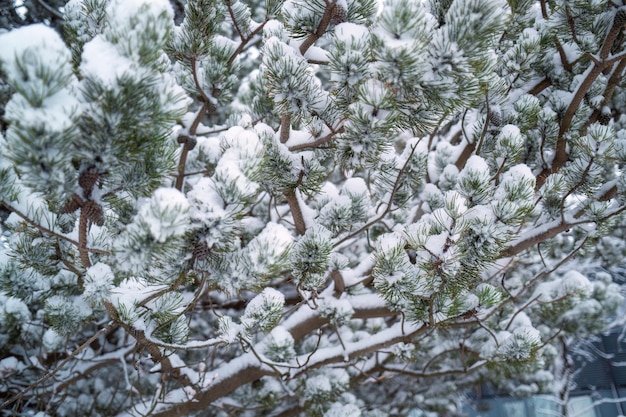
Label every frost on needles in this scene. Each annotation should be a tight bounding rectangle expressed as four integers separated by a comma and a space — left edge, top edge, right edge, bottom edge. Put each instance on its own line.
0, 0, 626, 416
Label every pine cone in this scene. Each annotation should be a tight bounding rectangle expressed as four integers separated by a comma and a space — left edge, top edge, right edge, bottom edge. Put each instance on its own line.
489, 109, 502, 127
193, 240, 211, 261
62, 193, 83, 214
83, 200, 104, 226
599, 112, 612, 125
78, 167, 99, 197
331, 3, 347, 25
614, 7, 626, 28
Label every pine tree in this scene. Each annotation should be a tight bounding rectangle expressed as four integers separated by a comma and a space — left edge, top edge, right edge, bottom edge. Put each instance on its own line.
0, 0, 625, 416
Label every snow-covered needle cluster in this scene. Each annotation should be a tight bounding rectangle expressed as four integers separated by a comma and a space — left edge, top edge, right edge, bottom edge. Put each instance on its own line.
0, 0, 625, 415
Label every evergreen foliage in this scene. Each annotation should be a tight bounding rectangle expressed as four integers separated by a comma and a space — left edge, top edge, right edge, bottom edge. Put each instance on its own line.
1, 0, 626, 416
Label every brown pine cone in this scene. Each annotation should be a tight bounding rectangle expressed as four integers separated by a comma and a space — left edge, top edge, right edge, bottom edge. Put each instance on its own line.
83, 200, 104, 226
78, 167, 99, 197
193, 240, 211, 261
62, 193, 83, 214
331, 3, 347, 25
489, 109, 502, 127
614, 7, 626, 27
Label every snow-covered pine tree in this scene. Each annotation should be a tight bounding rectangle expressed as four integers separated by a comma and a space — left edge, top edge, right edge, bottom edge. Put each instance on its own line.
0, 0, 625, 416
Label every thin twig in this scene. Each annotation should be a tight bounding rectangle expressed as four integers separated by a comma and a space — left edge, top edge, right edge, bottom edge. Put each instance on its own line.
1, 322, 117, 409
334, 141, 422, 246
0, 201, 109, 255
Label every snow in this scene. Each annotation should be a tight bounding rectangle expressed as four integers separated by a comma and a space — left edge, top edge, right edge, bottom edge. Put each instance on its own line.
498, 124, 523, 145
318, 296, 355, 323
304, 46, 329, 63
284, 128, 312, 148
0, 356, 24, 377
293, 320, 423, 374
343, 177, 369, 196
42, 328, 64, 352
462, 155, 489, 173
0, 24, 72, 85
262, 325, 296, 361
5, 88, 81, 132
244, 288, 285, 320
4, 296, 31, 322
560, 270, 592, 295
266, 325, 293, 347
138, 188, 190, 243
335, 22, 370, 43
81, 36, 136, 87
246, 222, 293, 266
217, 316, 242, 344
107, 0, 173, 23
109, 277, 168, 316
376, 231, 405, 253
83, 262, 114, 306
305, 374, 332, 397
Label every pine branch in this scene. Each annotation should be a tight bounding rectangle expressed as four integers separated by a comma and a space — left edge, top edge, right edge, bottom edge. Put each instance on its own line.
0, 201, 109, 256
279, 114, 291, 144
288, 125, 343, 151
299, 0, 336, 55
500, 221, 591, 263
35, 0, 63, 20
227, 0, 246, 42
0, 322, 117, 410
586, 57, 626, 128
382, 360, 487, 379
334, 141, 423, 246
285, 190, 307, 236
78, 208, 91, 269
528, 78, 551, 95
536, 10, 626, 188
290, 321, 427, 379
175, 102, 209, 191
226, 18, 268, 68
555, 37, 573, 72
52, 348, 133, 395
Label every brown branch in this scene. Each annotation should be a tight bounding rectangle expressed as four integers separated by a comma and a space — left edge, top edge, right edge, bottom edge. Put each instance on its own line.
227, 20, 268, 68
35, 0, 63, 19
104, 302, 163, 364
383, 360, 487, 379
454, 138, 476, 171
0, 201, 109, 255
279, 114, 291, 144
290, 323, 428, 379
148, 295, 405, 417
227, 0, 246, 41
53, 351, 131, 394
288, 127, 343, 151
586, 57, 626, 127
528, 78, 551, 96
334, 141, 422, 246
499, 221, 574, 258
1, 323, 117, 410
78, 208, 91, 269
564, 5, 579, 45
599, 8, 626, 60
331, 270, 345, 298
299, 0, 335, 55
539, 0, 548, 19
54, 241, 81, 277
175, 56, 216, 191
536, 10, 626, 189
284, 190, 306, 235
555, 38, 573, 72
